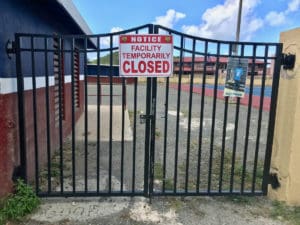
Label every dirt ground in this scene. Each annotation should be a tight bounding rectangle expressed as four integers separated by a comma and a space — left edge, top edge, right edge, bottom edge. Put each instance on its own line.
16, 81, 290, 225
11, 196, 290, 225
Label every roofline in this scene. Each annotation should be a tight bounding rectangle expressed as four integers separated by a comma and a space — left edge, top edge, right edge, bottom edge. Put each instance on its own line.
55, 0, 93, 35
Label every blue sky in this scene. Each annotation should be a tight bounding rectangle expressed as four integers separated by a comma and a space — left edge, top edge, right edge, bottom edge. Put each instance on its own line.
73, 0, 300, 43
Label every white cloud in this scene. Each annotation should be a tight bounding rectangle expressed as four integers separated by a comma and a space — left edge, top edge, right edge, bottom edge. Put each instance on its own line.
287, 0, 300, 12
264, 0, 300, 27
265, 11, 286, 26
182, 0, 263, 41
153, 9, 186, 28
110, 27, 124, 33
100, 27, 123, 47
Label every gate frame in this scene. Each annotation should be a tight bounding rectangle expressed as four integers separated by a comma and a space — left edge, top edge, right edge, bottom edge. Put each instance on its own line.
14, 24, 283, 197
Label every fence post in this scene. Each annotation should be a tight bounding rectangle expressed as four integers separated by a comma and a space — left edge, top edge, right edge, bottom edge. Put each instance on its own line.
269, 27, 300, 205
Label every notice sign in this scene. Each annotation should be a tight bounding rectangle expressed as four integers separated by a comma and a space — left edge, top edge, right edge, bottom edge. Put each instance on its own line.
119, 34, 173, 77
224, 58, 248, 98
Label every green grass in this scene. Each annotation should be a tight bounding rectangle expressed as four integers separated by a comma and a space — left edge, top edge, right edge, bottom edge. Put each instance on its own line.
154, 163, 164, 180
211, 148, 264, 191
39, 151, 63, 189
155, 129, 161, 138
0, 179, 40, 225
270, 201, 300, 225
153, 163, 174, 190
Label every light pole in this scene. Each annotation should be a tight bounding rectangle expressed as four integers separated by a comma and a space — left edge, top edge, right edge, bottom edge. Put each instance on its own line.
229, 0, 243, 103
236, 0, 243, 43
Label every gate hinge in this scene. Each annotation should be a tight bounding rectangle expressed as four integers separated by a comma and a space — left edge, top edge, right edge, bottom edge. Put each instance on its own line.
281, 53, 296, 70
140, 114, 153, 124
269, 173, 280, 189
6, 39, 16, 60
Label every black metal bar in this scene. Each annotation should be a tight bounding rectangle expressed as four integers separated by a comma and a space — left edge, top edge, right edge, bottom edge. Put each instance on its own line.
252, 45, 269, 192
241, 44, 256, 193
109, 35, 113, 193
174, 35, 184, 193
219, 97, 229, 192
121, 77, 125, 192
229, 43, 244, 193
262, 44, 283, 194
71, 38, 76, 193
30, 36, 39, 193
144, 78, 152, 196
131, 30, 139, 193
96, 37, 101, 193
185, 39, 196, 192
37, 190, 146, 198
162, 77, 169, 193
44, 37, 52, 193
208, 43, 221, 192
196, 41, 208, 192
143, 24, 154, 197
84, 38, 88, 193
219, 45, 232, 192
230, 84, 241, 192
151, 190, 264, 197
15, 35, 27, 183
149, 77, 157, 198
221, 44, 235, 192
57, 37, 64, 194
132, 77, 138, 192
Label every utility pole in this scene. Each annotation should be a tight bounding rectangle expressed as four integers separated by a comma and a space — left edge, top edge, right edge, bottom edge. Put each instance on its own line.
230, 0, 243, 103
236, 0, 243, 43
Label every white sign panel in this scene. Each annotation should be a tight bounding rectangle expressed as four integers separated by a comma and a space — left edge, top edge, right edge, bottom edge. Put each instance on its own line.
119, 34, 173, 77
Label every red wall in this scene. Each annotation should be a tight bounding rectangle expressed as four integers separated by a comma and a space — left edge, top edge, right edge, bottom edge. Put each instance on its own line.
0, 92, 19, 196
0, 80, 84, 196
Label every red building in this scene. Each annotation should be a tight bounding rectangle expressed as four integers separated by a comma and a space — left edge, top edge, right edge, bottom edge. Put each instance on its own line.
0, 0, 94, 196
173, 56, 268, 76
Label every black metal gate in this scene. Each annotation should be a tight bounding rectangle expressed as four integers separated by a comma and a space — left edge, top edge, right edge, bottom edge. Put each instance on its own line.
15, 24, 282, 197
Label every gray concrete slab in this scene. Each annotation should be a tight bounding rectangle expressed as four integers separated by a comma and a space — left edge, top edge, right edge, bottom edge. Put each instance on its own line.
76, 105, 133, 142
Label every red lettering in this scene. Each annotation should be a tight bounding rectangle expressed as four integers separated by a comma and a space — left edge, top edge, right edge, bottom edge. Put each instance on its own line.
123, 61, 130, 73
122, 60, 170, 75
131, 61, 138, 73
155, 61, 162, 73
147, 61, 154, 73
138, 61, 146, 73
163, 61, 170, 73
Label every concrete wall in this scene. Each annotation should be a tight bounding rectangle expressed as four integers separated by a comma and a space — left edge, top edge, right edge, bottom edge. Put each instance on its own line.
269, 27, 300, 205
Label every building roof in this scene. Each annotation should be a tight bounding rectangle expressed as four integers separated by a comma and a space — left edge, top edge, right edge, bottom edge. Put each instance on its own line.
55, 0, 93, 36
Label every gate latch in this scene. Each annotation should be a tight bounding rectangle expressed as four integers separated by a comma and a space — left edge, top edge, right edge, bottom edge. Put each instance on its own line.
140, 114, 153, 124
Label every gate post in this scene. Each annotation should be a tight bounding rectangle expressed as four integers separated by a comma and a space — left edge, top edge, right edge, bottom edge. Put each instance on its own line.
269, 27, 300, 205
15, 34, 27, 182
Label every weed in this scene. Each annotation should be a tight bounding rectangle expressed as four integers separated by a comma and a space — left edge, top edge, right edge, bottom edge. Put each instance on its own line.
168, 198, 182, 211
224, 195, 255, 204
155, 128, 161, 138
211, 147, 264, 191
0, 179, 40, 225
164, 179, 174, 190
270, 201, 300, 225
154, 163, 164, 180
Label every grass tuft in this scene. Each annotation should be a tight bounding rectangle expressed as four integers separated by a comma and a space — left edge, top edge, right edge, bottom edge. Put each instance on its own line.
0, 179, 40, 225
270, 201, 300, 225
